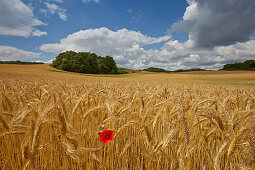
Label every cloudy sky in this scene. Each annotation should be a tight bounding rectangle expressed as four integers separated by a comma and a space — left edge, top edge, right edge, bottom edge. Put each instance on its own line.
0, 0, 255, 70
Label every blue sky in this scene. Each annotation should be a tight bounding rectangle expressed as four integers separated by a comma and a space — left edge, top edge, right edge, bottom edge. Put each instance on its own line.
0, 0, 255, 70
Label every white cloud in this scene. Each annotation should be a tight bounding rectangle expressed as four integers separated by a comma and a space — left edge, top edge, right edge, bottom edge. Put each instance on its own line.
46, 59, 53, 63
33, 59, 53, 63
45, 3, 58, 14
171, 0, 255, 48
32, 29, 47, 37
40, 8, 47, 14
157, 39, 255, 70
40, 27, 171, 54
0, 46, 41, 61
31, 18, 46, 26
44, 2, 67, 21
0, 0, 46, 37
183, 1, 198, 21
40, 27, 255, 70
53, 0, 63, 3
82, 0, 99, 3
58, 12, 67, 21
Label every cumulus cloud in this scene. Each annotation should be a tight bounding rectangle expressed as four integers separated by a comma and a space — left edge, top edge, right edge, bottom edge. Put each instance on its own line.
40, 27, 171, 54
32, 29, 47, 37
43, 2, 67, 21
40, 27, 171, 64
40, 27, 255, 70
0, 0, 46, 37
171, 0, 255, 48
0, 46, 41, 61
156, 39, 255, 70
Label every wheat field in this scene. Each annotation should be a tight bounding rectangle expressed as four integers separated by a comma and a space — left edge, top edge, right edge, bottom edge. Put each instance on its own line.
0, 64, 255, 169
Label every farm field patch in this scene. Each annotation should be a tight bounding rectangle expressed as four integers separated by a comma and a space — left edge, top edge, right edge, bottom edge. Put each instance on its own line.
0, 64, 255, 169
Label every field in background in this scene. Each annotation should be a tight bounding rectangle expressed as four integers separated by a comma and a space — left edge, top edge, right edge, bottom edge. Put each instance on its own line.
1, 64, 255, 86
0, 64, 255, 169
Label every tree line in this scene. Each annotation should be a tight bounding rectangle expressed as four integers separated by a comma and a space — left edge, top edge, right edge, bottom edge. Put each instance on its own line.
0, 61, 44, 65
52, 51, 126, 74
142, 67, 206, 73
221, 60, 255, 71
143, 67, 167, 72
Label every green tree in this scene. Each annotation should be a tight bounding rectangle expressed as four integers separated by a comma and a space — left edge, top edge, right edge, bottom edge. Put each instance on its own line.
71, 52, 87, 73
86, 54, 99, 73
243, 60, 255, 70
52, 51, 76, 69
59, 59, 72, 71
52, 51, 119, 74
106, 56, 118, 73
222, 60, 255, 70
98, 56, 117, 74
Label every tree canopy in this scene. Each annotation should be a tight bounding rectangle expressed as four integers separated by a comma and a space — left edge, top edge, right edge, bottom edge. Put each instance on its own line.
52, 51, 119, 74
221, 60, 255, 71
143, 67, 167, 72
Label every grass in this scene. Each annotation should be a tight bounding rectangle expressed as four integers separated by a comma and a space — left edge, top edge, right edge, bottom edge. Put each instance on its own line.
0, 64, 255, 169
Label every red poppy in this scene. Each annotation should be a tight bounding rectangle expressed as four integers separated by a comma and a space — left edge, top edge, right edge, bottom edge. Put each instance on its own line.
99, 130, 115, 144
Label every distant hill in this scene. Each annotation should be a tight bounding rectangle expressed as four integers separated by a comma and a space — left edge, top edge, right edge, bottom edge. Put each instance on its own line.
0, 60, 44, 65
143, 67, 206, 73
142, 60, 255, 72
221, 60, 255, 71
143, 67, 167, 72
170, 68, 206, 72
118, 68, 140, 74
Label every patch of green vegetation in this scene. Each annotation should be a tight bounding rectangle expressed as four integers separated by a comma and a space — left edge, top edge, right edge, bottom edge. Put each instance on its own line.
117, 68, 141, 74
48, 69, 65, 73
221, 60, 255, 71
143, 67, 207, 73
143, 67, 167, 72
117, 68, 128, 74
52, 51, 127, 74
169, 68, 206, 72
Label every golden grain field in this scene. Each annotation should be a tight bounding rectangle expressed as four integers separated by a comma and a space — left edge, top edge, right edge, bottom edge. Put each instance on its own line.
0, 64, 255, 169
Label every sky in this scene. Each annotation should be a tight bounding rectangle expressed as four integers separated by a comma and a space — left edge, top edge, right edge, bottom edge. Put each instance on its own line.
0, 0, 255, 70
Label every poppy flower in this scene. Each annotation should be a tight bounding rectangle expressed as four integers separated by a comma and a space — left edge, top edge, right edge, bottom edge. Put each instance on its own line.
99, 130, 114, 144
